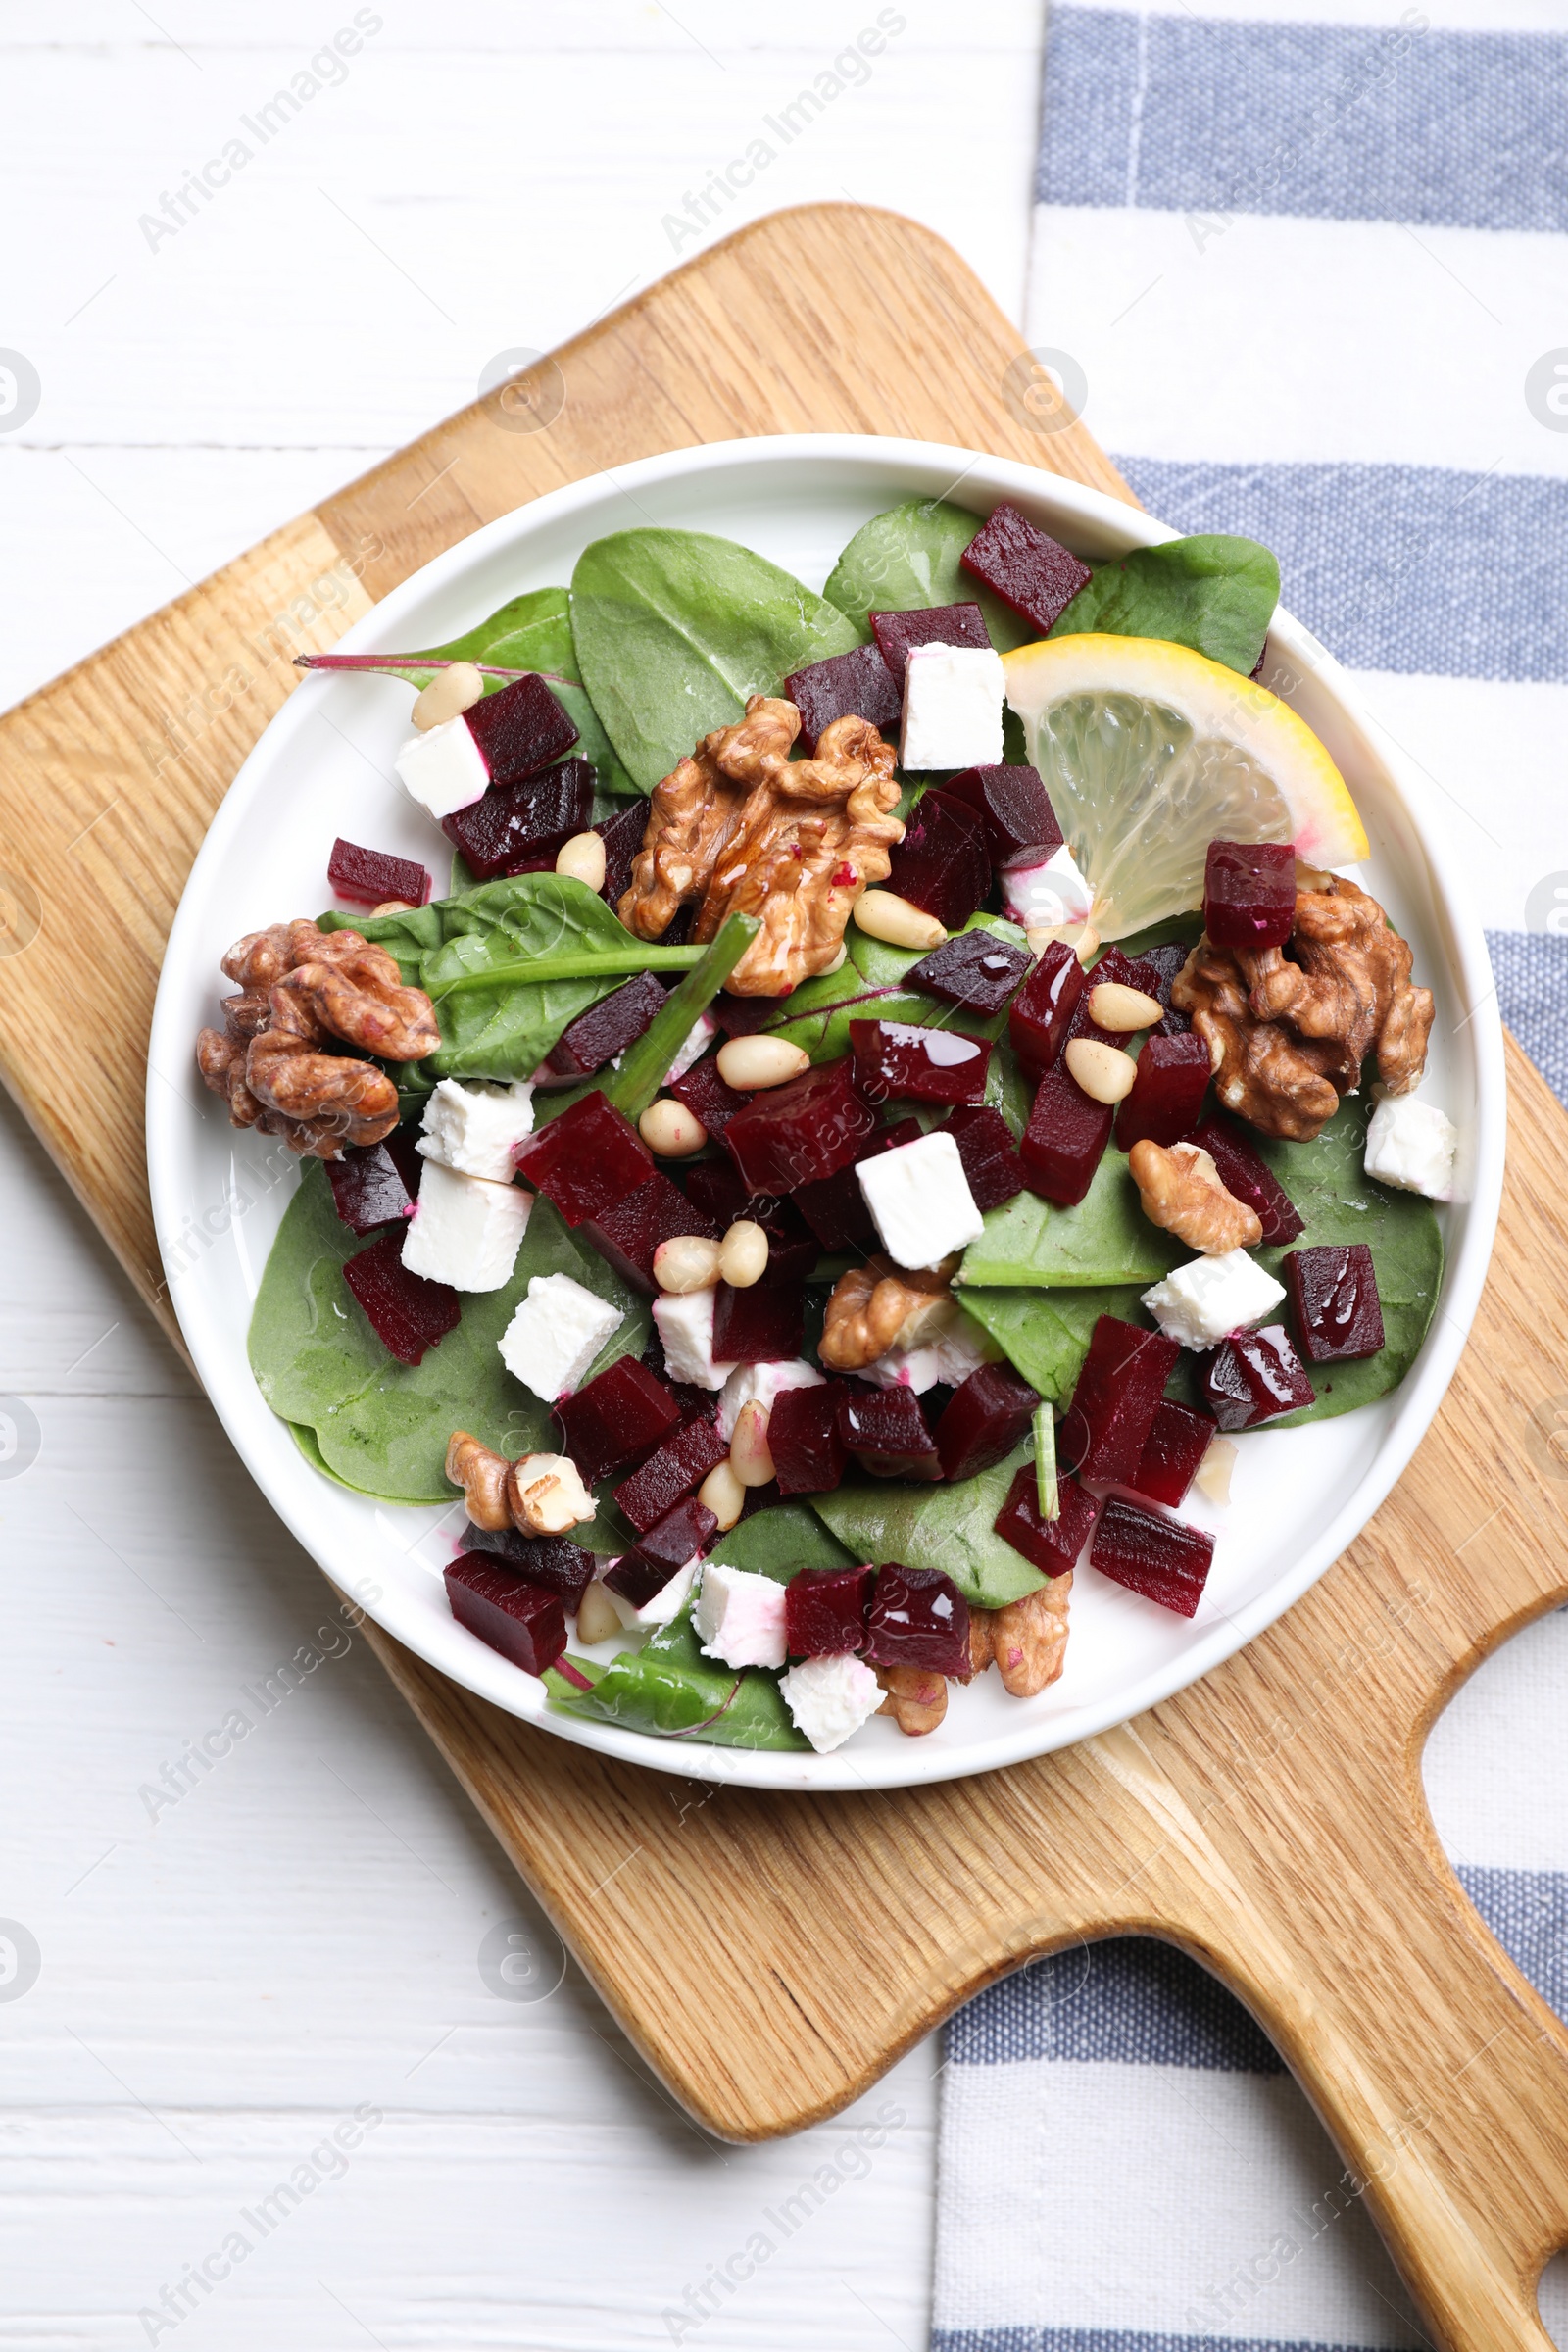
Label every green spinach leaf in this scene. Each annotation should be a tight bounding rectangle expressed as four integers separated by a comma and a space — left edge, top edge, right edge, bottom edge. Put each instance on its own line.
1051, 535, 1279, 676
822, 500, 1031, 650
570, 529, 861, 792
957, 1153, 1183, 1288
249, 1171, 645, 1503
812, 1444, 1046, 1608
710, 1503, 857, 1580
956, 1284, 1149, 1403
550, 1603, 807, 1750
413, 587, 579, 684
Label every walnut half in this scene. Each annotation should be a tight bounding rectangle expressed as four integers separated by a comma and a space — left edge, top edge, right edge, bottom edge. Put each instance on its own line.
819, 1255, 960, 1373
1128, 1141, 1262, 1254
968, 1574, 1073, 1697
618, 695, 905, 996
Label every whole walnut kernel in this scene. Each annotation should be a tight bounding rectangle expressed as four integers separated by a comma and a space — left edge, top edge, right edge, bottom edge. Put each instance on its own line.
1171, 873, 1433, 1141
618, 695, 905, 995
196, 918, 439, 1159
1128, 1140, 1262, 1254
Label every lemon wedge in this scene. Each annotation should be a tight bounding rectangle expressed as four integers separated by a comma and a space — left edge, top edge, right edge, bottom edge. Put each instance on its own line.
1003, 634, 1368, 940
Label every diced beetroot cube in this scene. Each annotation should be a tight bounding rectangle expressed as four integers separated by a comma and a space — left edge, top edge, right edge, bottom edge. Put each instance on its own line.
1204, 838, 1297, 955
325, 1139, 417, 1234
455, 1522, 596, 1608
769, 1383, 848, 1495
959, 502, 1093, 635
342, 1231, 460, 1364
835, 1385, 941, 1480
710, 994, 780, 1039
869, 602, 991, 682
944, 763, 1063, 870
935, 1362, 1040, 1483
513, 1092, 653, 1226
785, 642, 902, 752
1284, 1244, 1385, 1364
441, 757, 595, 881
682, 1157, 752, 1226
908, 928, 1032, 1016
596, 799, 649, 908
464, 671, 578, 786
711, 1278, 805, 1365
1020, 1064, 1112, 1205
942, 1104, 1026, 1212
582, 1169, 719, 1295
553, 1354, 681, 1485
995, 1464, 1100, 1576
671, 1054, 751, 1143
327, 838, 433, 910
866, 1564, 969, 1675
612, 1412, 730, 1533
1091, 1495, 1214, 1617
545, 970, 667, 1077
793, 1118, 921, 1250
1115, 1031, 1212, 1152
445, 1555, 567, 1674
603, 1495, 717, 1609
1008, 940, 1085, 1072
1200, 1324, 1315, 1431
884, 791, 991, 932
1184, 1113, 1303, 1243
722, 1056, 878, 1196
785, 1563, 873, 1654
850, 1018, 991, 1107
1129, 1399, 1216, 1510
1059, 1315, 1181, 1486
1131, 939, 1193, 1037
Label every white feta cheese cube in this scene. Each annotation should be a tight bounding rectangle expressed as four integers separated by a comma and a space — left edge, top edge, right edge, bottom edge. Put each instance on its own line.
1364, 1093, 1456, 1200
498, 1271, 621, 1400
417, 1077, 535, 1181
694, 1560, 788, 1670
664, 1010, 717, 1086
1143, 1248, 1286, 1351
394, 714, 489, 818
652, 1288, 737, 1391
778, 1651, 883, 1755
605, 1552, 701, 1630
899, 642, 1006, 771
857, 1130, 984, 1272
399, 1161, 531, 1293
717, 1358, 824, 1442
1001, 842, 1094, 929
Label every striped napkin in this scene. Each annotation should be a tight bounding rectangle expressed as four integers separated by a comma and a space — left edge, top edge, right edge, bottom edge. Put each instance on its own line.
933, 7, 1568, 2344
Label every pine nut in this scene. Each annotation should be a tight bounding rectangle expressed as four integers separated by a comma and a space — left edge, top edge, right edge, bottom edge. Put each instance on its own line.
728, 1400, 776, 1488
555, 831, 607, 891
719, 1219, 769, 1288
653, 1234, 723, 1294
575, 1581, 622, 1644
819, 943, 848, 974
371, 898, 416, 916
853, 890, 947, 951
1064, 1038, 1138, 1103
1088, 981, 1164, 1032
698, 1459, 746, 1531
715, 1035, 810, 1091
638, 1099, 707, 1157
413, 661, 486, 731
1026, 918, 1100, 965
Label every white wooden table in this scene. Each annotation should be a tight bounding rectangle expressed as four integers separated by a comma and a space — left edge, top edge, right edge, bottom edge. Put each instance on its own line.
0, 7, 1550, 2346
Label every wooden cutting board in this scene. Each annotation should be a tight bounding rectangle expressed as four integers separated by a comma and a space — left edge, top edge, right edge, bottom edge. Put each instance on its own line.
3, 204, 1565, 2352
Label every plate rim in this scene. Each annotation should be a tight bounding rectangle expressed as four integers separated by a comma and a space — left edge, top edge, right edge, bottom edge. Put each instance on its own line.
146, 429, 1506, 1793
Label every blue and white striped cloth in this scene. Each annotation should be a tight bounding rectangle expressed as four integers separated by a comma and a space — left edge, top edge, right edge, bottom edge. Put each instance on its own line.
933, 7, 1568, 2344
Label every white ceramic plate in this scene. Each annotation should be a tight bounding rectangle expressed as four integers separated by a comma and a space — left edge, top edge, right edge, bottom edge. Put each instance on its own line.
146, 434, 1504, 1793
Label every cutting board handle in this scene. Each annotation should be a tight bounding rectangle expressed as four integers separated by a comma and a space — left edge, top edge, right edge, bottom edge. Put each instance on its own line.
1134, 1718, 1568, 2351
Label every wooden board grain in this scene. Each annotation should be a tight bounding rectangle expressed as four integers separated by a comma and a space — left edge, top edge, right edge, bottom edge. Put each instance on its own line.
0, 203, 1561, 2351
